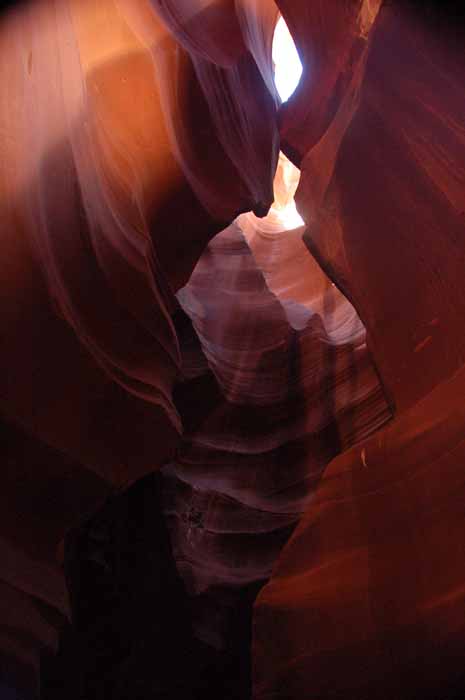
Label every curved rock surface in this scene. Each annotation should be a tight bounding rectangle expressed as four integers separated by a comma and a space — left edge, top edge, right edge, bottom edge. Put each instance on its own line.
254, 363, 465, 699
162, 183, 390, 649
0, 0, 464, 697
253, 2, 465, 698
0, 0, 278, 691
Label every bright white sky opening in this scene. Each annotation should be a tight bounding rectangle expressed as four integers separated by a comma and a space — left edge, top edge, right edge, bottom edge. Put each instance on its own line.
275, 193, 304, 229
271, 17, 304, 229
272, 16, 302, 103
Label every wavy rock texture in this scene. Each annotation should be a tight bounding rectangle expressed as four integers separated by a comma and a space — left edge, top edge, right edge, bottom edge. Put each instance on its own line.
162, 193, 390, 650
279, 0, 465, 412
253, 2, 465, 698
0, 0, 464, 697
0, 0, 278, 691
254, 363, 465, 700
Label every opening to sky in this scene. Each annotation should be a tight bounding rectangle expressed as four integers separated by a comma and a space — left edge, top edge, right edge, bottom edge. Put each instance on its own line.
270, 17, 304, 229
272, 16, 303, 103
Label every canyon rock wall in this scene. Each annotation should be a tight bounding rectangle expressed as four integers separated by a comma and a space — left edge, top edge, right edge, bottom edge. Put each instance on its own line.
163, 214, 389, 650
0, 0, 463, 697
254, 1, 465, 698
0, 0, 279, 691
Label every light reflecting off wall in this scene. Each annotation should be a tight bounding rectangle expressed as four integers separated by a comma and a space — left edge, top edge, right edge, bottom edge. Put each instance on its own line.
272, 153, 305, 230
272, 17, 303, 103
275, 198, 304, 229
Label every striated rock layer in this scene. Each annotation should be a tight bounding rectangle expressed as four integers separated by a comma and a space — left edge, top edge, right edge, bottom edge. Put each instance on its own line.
254, 362, 465, 700
0, 0, 464, 696
279, 0, 465, 412
253, 2, 465, 698
162, 178, 390, 651
0, 0, 279, 691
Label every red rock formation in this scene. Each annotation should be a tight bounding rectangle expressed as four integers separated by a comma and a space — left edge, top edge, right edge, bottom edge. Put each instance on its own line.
0, 0, 278, 691
0, 0, 464, 697
254, 363, 465, 699
279, 0, 465, 412
162, 163, 390, 650
253, 2, 465, 698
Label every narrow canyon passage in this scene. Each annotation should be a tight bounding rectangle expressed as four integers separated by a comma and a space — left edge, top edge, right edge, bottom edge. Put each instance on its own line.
0, 1, 464, 699
161, 147, 391, 653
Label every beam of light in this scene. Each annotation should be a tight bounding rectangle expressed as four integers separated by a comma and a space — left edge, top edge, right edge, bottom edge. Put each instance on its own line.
272, 16, 303, 103
273, 152, 305, 229
275, 198, 304, 229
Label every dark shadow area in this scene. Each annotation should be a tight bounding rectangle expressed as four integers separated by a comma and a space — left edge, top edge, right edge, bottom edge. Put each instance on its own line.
40, 472, 264, 700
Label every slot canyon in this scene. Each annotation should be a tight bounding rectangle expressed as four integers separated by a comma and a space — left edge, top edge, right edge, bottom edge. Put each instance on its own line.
0, 0, 464, 698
